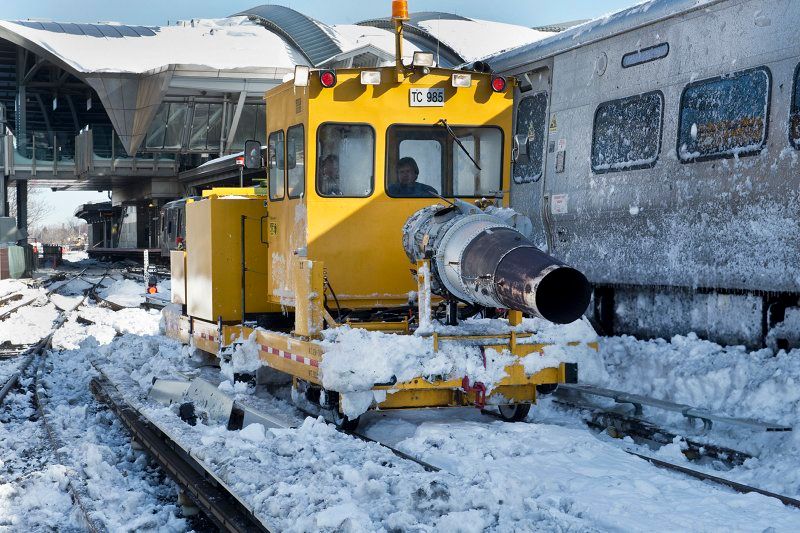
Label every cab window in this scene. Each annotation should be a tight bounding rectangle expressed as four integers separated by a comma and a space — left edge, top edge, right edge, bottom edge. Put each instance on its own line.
287, 125, 305, 199
268, 130, 285, 200
678, 67, 770, 161
791, 63, 800, 149
386, 125, 502, 198
316, 123, 375, 197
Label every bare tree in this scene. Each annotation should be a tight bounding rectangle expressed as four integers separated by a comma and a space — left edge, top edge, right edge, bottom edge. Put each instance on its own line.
7, 185, 53, 235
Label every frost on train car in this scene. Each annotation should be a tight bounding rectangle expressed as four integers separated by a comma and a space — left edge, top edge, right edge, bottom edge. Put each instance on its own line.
488, 0, 800, 348
162, 1, 594, 429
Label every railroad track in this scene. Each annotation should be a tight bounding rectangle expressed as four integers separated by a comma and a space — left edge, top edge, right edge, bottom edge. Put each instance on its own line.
0, 268, 111, 531
90, 366, 444, 532
485, 383, 800, 510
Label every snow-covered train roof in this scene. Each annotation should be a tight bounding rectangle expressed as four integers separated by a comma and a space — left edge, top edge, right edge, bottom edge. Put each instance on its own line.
359, 11, 553, 65
483, 0, 725, 73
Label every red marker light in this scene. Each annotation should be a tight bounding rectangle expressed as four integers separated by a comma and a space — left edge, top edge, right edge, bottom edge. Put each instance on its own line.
319, 70, 337, 88
491, 76, 507, 92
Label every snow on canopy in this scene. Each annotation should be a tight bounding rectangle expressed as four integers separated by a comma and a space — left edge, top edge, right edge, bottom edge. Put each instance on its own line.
415, 18, 552, 63
330, 24, 423, 63
0, 17, 309, 74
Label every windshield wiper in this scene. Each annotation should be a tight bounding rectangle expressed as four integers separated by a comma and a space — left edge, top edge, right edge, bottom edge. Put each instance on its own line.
436, 118, 481, 171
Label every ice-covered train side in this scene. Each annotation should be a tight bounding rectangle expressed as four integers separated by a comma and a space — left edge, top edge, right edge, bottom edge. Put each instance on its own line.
487, 0, 800, 347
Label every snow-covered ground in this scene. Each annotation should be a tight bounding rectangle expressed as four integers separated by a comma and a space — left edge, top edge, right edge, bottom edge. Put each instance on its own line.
0, 267, 186, 532
89, 320, 800, 531
0, 302, 59, 345
98, 277, 170, 308
2, 261, 800, 531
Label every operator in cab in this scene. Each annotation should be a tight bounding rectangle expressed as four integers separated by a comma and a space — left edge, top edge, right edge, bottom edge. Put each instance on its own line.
319, 154, 341, 195
388, 157, 437, 197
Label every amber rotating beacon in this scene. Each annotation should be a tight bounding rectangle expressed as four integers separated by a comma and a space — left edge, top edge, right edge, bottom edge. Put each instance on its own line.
403, 201, 592, 324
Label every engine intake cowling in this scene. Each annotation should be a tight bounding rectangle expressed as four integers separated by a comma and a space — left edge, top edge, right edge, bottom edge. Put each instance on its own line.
402, 201, 591, 324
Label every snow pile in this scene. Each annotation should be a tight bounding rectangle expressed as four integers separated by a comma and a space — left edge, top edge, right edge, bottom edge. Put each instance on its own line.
137, 409, 593, 532
395, 419, 800, 531
49, 293, 83, 311
51, 307, 161, 350
583, 333, 800, 497
319, 317, 598, 417
37, 339, 187, 531
220, 332, 262, 386
587, 334, 800, 428
63, 250, 89, 262
98, 278, 145, 307
0, 279, 27, 298
0, 302, 59, 345
0, 385, 80, 531
88, 333, 595, 531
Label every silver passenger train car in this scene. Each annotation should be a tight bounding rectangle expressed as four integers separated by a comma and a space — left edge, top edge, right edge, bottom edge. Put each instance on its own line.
486, 0, 800, 347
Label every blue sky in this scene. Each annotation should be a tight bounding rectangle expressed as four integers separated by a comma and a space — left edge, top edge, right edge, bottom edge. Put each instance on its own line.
3, 1, 636, 27
13, 0, 637, 225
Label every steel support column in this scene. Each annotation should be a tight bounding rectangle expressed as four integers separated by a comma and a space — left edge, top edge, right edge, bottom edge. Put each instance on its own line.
15, 179, 27, 243
0, 176, 7, 217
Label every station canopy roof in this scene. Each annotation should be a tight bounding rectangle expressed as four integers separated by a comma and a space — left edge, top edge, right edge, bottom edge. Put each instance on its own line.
0, 5, 556, 154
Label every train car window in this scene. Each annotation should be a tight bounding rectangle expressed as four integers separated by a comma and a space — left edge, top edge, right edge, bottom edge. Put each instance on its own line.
316, 123, 375, 197
791, 63, 800, 149
591, 91, 663, 173
386, 125, 503, 197
268, 130, 285, 201
678, 67, 770, 162
513, 92, 547, 183
286, 125, 305, 199
622, 43, 669, 68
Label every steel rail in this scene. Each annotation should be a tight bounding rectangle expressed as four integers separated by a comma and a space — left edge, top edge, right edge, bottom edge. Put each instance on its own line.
483, 385, 800, 511
627, 451, 800, 509
293, 404, 442, 473
89, 374, 272, 533
0, 268, 89, 321
553, 399, 754, 466
3, 269, 111, 531
481, 403, 800, 509
0, 268, 98, 404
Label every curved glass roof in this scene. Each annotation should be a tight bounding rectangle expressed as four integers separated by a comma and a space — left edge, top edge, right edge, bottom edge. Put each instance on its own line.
233, 5, 342, 66
11, 21, 157, 38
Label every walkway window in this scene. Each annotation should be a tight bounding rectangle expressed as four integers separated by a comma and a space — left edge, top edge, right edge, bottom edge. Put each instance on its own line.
316, 123, 374, 197
678, 67, 770, 161
268, 130, 285, 201
287, 125, 305, 199
513, 92, 547, 183
231, 105, 266, 150
189, 103, 223, 151
592, 91, 663, 173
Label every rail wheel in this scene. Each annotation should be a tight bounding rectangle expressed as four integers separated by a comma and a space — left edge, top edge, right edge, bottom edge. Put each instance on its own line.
325, 390, 360, 431
331, 407, 361, 432
497, 403, 531, 422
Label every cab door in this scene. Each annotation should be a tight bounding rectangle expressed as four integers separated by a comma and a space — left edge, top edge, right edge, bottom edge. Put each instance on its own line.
510, 64, 552, 250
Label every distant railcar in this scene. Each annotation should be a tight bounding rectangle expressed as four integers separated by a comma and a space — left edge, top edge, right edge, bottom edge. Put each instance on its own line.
160, 198, 195, 255
487, 0, 800, 347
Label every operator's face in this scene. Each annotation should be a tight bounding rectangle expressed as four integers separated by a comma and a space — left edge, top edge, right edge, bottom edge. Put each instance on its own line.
322, 160, 338, 178
398, 164, 416, 185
